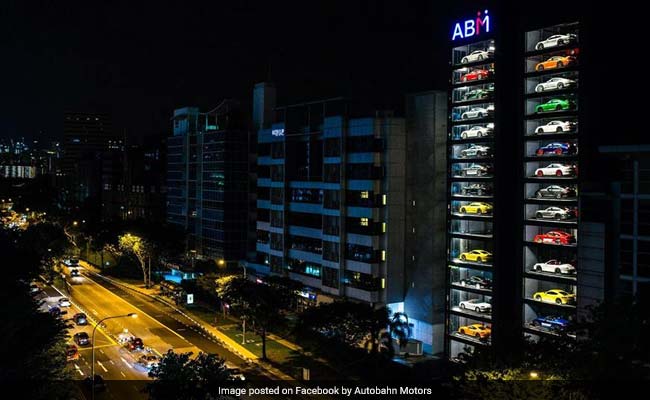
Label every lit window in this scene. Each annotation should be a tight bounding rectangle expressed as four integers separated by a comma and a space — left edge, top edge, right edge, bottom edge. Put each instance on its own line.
382, 222, 386, 233
383, 194, 387, 205
360, 218, 369, 226
381, 250, 386, 261
381, 278, 385, 289
360, 191, 369, 199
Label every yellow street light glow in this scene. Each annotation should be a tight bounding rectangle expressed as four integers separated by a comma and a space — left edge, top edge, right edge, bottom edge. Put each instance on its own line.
128, 313, 138, 318
529, 371, 539, 379
73, 221, 78, 226
217, 259, 225, 266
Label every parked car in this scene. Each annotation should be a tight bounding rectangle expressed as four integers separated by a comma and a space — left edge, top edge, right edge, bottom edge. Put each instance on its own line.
535, 55, 576, 71
461, 89, 490, 101
227, 367, 247, 381
531, 315, 571, 331
459, 202, 493, 215
535, 33, 578, 50
461, 183, 491, 196
66, 344, 80, 362
535, 77, 576, 92
58, 297, 71, 307
535, 142, 576, 156
459, 299, 492, 313
534, 163, 576, 177
459, 275, 492, 289
535, 185, 577, 199
74, 332, 90, 346
460, 144, 491, 158
532, 259, 576, 274
461, 49, 493, 64
535, 98, 576, 113
459, 249, 493, 263
461, 107, 489, 120
533, 230, 576, 245
460, 69, 491, 82
73, 312, 88, 325
535, 120, 576, 134
461, 164, 491, 177
458, 323, 491, 339
49, 306, 62, 317
460, 125, 492, 139
533, 289, 576, 305
535, 206, 576, 220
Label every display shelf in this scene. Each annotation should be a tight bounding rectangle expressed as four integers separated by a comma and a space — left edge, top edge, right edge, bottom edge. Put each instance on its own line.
450, 282, 493, 295
450, 231, 493, 240
524, 197, 578, 205
450, 306, 493, 321
448, 332, 491, 346
524, 240, 577, 249
524, 218, 577, 229
524, 298, 576, 310
450, 258, 493, 269
525, 87, 578, 99
525, 64, 579, 78
524, 270, 577, 284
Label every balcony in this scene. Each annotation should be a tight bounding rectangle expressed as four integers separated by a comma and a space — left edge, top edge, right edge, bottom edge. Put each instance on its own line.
345, 286, 380, 303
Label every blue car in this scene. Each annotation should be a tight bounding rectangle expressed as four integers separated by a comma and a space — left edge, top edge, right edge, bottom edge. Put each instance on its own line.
535, 142, 576, 156
532, 315, 570, 332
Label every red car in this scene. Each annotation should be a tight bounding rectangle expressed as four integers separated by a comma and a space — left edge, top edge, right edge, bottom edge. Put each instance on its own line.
460, 69, 490, 82
533, 230, 576, 245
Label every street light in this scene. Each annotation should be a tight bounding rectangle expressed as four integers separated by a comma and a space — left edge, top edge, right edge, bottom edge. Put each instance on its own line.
529, 371, 539, 379
91, 313, 137, 399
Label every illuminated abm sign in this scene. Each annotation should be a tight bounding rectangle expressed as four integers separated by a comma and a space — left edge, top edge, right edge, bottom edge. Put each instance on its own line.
452, 10, 490, 41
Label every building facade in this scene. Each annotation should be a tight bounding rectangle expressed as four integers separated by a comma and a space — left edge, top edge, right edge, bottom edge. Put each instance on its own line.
166, 101, 250, 265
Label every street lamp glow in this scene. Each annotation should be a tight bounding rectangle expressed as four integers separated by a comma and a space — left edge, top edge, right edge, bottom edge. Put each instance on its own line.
218, 259, 225, 266
73, 221, 78, 226
128, 313, 138, 318
529, 371, 539, 379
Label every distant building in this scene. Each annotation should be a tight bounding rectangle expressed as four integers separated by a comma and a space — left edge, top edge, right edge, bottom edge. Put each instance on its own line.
166, 101, 250, 266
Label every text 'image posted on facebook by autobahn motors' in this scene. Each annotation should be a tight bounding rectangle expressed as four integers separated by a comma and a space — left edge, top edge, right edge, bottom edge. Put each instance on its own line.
218, 386, 434, 397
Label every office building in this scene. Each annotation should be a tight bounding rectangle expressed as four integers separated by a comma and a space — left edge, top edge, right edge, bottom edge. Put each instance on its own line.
166, 101, 250, 265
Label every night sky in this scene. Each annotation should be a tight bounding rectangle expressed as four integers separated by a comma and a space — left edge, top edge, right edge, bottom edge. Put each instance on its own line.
0, 0, 638, 144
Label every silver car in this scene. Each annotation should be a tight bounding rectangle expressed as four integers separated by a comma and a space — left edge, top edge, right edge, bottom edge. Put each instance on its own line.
461, 49, 492, 64
535, 77, 576, 92
535, 33, 577, 50
461, 107, 488, 120
461, 164, 490, 177
460, 125, 492, 139
535, 206, 575, 220
460, 145, 491, 158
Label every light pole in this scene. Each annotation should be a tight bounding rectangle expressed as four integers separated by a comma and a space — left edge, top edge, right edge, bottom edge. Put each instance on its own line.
91, 313, 137, 400
241, 262, 247, 279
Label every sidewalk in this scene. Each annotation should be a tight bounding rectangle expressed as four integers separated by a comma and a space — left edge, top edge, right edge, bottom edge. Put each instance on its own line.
79, 261, 298, 381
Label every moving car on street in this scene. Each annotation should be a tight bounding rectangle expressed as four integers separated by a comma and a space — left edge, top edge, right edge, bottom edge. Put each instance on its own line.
74, 332, 90, 346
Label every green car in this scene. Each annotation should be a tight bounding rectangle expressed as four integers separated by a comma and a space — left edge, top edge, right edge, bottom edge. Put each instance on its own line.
535, 98, 576, 113
462, 89, 490, 101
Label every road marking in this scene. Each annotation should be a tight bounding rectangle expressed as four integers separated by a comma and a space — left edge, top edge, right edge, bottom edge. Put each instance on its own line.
97, 361, 108, 372
177, 328, 186, 332
109, 360, 115, 365
120, 371, 126, 378
121, 357, 133, 369
74, 364, 84, 376
100, 349, 105, 355
91, 308, 98, 315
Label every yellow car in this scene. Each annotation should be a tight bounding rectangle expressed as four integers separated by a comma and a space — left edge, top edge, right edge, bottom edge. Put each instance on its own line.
458, 323, 491, 339
459, 202, 493, 215
533, 289, 576, 305
459, 249, 492, 263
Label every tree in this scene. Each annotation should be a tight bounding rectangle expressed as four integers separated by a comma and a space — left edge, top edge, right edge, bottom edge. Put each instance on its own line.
147, 350, 232, 400
119, 233, 153, 287
216, 276, 295, 360
18, 222, 70, 279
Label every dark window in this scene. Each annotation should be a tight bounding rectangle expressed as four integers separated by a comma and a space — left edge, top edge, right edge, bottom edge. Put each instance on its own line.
324, 164, 340, 183
257, 208, 270, 222
271, 142, 284, 159
343, 271, 381, 291
255, 252, 269, 266
639, 201, 650, 237
346, 164, 383, 180
322, 267, 339, 288
289, 235, 322, 254
257, 143, 270, 157
256, 230, 270, 244
288, 212, 322, 229
271, 188, 284, 205
324, 190, 340, 209
346, 136, 383, 153
290, 188, 322, 204
345, 244, 377, 263
620, 239, 633, 276
324, 138, 341, 157
323, 241, 339, 262
258, 165, 270, 179
270, 233, 283, 251
346, 217, 380, 235
270, 255, 283, 273
271, 211, 283, 228
257, 187, 270, 201
638, 239, 650, 278
323, 215, 340, 236
271, 165, 284, 181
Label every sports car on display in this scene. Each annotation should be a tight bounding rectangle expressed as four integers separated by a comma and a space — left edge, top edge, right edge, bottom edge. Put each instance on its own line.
486, 104, 495, 115
532, 259, 576, 274
461, 164, 491, 177
461, 89, 490, 101
535, 34, 578, 50
535, 98, 576, 113
533, 289, 576, 305
461, 183, 491, 196
531, 315, 571, 332
535, 77, 576, 92
535, 142, 576, 156
459, 202, 493, 214
459, 299, 492, 313
533, 230, 576, 245
459, 249, 493, 263
460, 144, 491, 158
461, 107, 489, 120
460, 125, 492, 139
459, 275, 492, 289
534, 163, 576, 177
535, 56, 576, 71
535, 206, 576, 220
535, 185, 577, 199
535, 120, 576, 134
460, 69, 490, 82
461, 49, 493, 64
458, 323, 491, 339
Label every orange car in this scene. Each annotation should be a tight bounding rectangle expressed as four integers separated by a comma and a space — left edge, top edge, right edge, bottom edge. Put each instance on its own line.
458, 323, 491, 339
535, 56, 576, 71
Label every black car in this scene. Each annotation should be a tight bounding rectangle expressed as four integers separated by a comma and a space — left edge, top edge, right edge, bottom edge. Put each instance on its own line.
70, 269, 80, 277
461, 183, 492, 196
535, 185, 577, 199
127, 337, 144, 351
74, 332, 90, 346
73, 313, 88, 325
459, 275, 492, 289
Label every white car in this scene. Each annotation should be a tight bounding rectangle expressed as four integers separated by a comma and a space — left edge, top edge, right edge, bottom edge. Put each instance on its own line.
487, 104, 495, 114
460, 125, 492, 139
461, 50, 492, 64
534, 163, 576, 177
535, 206, 575, 220
461, 107, 488, 120
535, 120, 576, 134
460, 145, 491, 158
58, 297, 71, 307
535, 34, 578, 50
461, 164, 490, 177
459, 299, 492, 313
535, 77, 576, 92
532, 259, 576, 274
